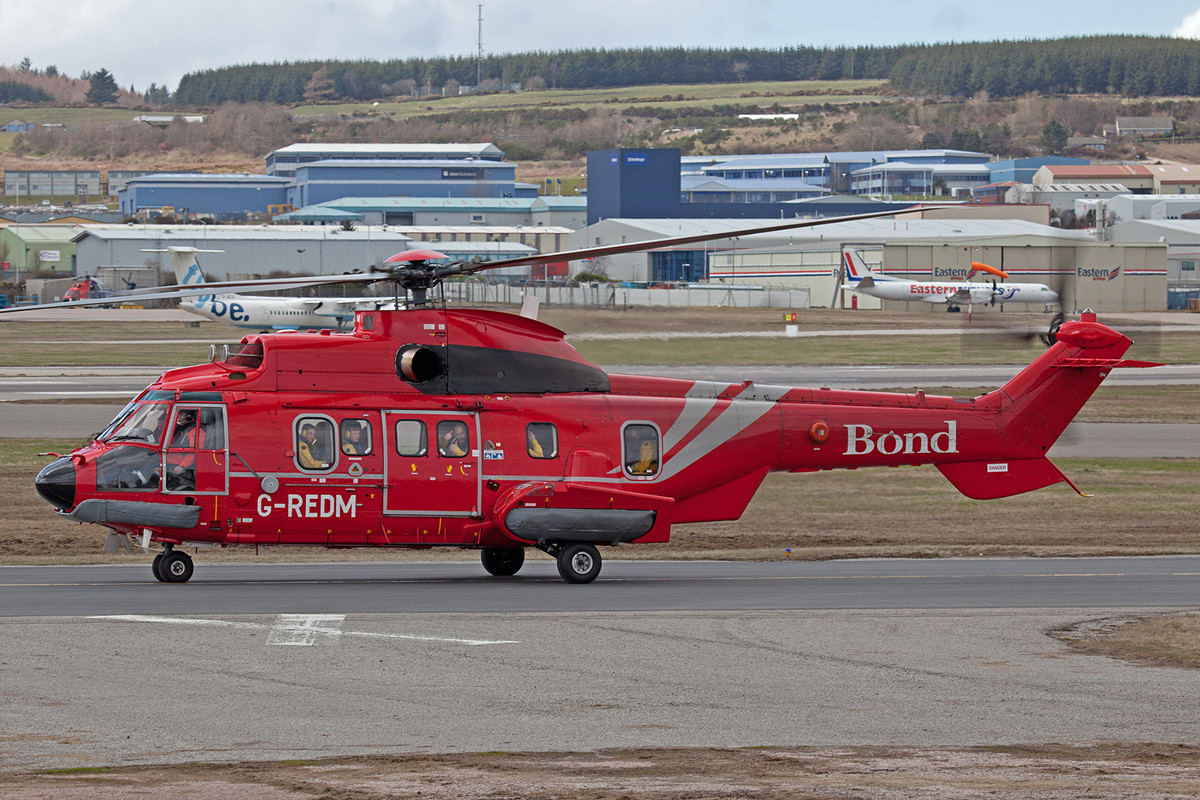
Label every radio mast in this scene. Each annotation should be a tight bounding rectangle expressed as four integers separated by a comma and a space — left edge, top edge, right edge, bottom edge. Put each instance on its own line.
476, 4, 484, 89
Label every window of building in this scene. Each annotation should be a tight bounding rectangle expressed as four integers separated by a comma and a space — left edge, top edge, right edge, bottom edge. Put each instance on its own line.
394, 420, 427, 456
1183, 260, 1196, 272
623, 423, 660, 478
294, 415, 335, 471
526, 423, 558, 458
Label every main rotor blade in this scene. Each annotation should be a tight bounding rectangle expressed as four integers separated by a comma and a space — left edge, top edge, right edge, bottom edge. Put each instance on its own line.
453, 204, 941, 276
0, 273, 392, 315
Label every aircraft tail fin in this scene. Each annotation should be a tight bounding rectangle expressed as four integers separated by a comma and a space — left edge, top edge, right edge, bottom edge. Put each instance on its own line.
841, 249, 878, 285
141, 246, 219, 287
957, 311, 1160, 497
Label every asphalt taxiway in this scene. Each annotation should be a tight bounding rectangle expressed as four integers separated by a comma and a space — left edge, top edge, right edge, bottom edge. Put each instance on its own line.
1, 558, 1199, 770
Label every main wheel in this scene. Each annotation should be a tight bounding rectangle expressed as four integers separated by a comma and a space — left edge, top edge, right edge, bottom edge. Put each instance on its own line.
481, 547, 525, 577
159, 550, 194, 583
556, 543, 601, 584
151, 552, 166, 583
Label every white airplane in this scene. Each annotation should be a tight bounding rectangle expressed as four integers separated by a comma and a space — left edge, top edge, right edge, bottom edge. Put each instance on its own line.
841, 249, 1059, 311
158, 247, 403, 330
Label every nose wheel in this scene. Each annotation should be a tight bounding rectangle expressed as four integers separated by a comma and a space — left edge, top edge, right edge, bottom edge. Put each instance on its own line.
152, 548, 194, 583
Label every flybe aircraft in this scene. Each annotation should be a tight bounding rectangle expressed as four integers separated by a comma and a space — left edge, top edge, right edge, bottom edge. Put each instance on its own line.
842, 249, 1059, 311
162, 247, 402, 330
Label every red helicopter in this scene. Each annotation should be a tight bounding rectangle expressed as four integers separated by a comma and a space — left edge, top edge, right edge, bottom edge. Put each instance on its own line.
14, 209, 1159, 584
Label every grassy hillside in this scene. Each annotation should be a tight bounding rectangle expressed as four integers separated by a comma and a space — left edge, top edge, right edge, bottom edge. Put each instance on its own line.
290, 79, 890, 118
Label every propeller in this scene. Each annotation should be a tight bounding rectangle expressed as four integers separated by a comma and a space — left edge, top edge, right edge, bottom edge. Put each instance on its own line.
1, 205, 946, 315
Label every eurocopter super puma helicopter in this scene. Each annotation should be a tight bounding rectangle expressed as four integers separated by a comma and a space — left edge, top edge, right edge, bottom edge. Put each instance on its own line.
8, 208, 1159, 584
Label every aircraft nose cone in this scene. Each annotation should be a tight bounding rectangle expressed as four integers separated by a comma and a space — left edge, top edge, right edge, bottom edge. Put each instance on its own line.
35, 457, 76, 510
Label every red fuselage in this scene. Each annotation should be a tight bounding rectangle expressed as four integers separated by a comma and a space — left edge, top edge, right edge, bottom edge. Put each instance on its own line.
38, 307, 1142, 555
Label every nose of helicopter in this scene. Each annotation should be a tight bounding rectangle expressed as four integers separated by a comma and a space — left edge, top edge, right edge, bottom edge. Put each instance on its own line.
35, 457, 76, 510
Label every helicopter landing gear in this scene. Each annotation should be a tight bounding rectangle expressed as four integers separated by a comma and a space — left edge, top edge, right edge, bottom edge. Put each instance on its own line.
554, 543, 602, 584
153, 546, 194, 584
480, 547, 525, 577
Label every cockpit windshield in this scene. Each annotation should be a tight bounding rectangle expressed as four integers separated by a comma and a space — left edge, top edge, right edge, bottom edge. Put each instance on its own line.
97, 391, 174, 444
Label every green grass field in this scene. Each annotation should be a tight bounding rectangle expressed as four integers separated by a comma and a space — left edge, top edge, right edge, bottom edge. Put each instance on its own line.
291, 79, 890, 118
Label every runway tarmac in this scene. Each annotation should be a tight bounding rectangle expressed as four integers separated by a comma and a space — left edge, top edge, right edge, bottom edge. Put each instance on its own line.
1, 558, 1198, 770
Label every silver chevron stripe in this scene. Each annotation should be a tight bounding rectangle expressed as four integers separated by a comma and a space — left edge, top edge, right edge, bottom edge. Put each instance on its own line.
658, 382, 784, 481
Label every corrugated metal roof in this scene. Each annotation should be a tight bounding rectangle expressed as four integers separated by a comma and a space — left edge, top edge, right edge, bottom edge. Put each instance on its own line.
72, 224, 414, 243
299, 158, 516, 169
600, 217, 1092, 245
270, 143, 503, 157
3, 225, 85, 243
124, 173, 290, 185
1043, 164, 1152, 178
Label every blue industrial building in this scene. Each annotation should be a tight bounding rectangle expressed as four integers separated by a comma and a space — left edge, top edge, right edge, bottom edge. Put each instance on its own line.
987, 156, 1089, 184
276, 196, 585, 228
266, 143, 505, 178
587, 149, 912, 225
286, 159, 530, 208
119, 174, 290, 220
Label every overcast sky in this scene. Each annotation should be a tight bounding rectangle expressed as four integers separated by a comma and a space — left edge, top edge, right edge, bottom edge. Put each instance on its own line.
5, 0, 1200, 93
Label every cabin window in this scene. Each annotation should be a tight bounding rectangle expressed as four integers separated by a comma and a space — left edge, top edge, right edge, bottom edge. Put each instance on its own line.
339, 419, 372, 456
436, 420, 470, 457
394, 420, 427, 456
526, 423, 557, 459
623, 423, 660, 478
294, 416, 336, 471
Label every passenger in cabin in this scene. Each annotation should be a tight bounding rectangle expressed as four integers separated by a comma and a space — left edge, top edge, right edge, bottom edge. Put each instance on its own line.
166, 408, 203, 489
438, 421, 469, 457
624, 426, 660, 476
341, 422, 368, 455
527, 428, 544, 458
631, 437, 658, 475
297, 423, 327, 469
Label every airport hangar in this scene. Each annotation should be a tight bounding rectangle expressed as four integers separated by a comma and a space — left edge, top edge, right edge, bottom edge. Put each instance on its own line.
569, 216, 1166, 313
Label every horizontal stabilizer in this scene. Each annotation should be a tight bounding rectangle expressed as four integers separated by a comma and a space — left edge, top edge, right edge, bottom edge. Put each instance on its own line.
936, 457, 1085, 500
1052, 357, 1163, 369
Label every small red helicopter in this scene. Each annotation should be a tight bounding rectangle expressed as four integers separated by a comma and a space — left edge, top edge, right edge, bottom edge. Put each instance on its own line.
12, 208, 1159, 583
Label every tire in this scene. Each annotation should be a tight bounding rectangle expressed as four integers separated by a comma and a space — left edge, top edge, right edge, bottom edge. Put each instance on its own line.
556, 543, 601, 584
159, 550, 194, 583
151, 552, 166, 582
481, 547, 525, 577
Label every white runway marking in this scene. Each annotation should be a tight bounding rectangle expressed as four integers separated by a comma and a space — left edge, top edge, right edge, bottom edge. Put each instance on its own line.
267, 613, 346, 645
90, 614, 518, 646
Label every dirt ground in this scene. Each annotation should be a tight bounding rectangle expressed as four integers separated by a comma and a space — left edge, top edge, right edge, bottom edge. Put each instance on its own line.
4, 744, 1200, 799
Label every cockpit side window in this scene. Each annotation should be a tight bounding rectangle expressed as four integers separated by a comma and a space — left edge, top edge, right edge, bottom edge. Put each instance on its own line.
105, 400, 172, 445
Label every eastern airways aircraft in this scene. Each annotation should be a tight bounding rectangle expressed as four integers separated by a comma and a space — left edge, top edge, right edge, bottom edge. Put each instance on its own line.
842, 249, 1059, 311
160, 247, 403, 330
